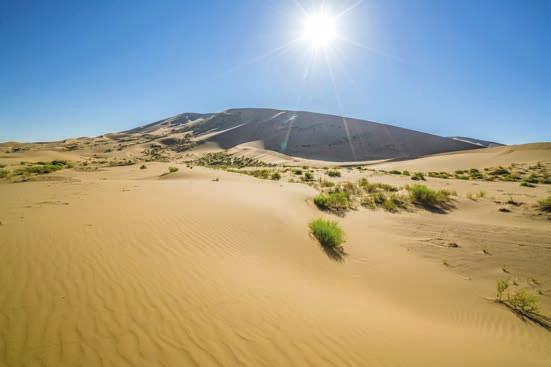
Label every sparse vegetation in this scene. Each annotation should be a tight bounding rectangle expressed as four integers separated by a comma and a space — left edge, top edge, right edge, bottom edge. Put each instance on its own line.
168, 166, 179, 173
13, 160, 70, 176
271, 172, 281, 180
309, 218, 344, 249
140, 164, 147, 169
196, 152, 271, 168
326, 170, 341, 177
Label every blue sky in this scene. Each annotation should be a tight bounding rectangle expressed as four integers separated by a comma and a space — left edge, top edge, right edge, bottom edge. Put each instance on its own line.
1, 0, 549, 144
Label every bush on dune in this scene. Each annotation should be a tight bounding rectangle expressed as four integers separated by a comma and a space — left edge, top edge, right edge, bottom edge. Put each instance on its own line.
309, 218, 344, 248
537, 196, 551, 212
406, 184, 452, 209
313, 191, 351, 214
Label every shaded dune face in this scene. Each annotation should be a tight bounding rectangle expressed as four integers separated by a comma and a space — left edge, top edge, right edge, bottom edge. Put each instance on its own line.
140, 108, 480, 161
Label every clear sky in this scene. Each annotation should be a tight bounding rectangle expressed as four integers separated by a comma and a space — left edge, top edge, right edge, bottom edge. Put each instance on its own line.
1, 0, 549, 144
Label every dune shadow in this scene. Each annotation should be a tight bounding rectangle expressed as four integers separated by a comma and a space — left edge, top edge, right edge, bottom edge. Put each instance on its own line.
413, 200, 456, 214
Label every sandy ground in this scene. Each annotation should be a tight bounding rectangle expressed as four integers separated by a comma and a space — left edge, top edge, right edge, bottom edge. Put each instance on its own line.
1, 146, 551, 366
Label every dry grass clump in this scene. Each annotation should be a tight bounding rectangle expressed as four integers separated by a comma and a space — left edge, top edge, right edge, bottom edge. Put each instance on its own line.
406, 184, 453, 209
326, 170, 341, 177
536, 196, 551, 213
196, 152, 271, 168
314, 192, 352, 215
168, 166, 179, 173
411, 172, 425, 181
0, 169, 8, 178
493, 279, 550, 330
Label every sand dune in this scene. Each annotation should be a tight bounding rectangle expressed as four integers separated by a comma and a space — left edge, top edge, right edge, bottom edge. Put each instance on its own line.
122, 108, 482, 162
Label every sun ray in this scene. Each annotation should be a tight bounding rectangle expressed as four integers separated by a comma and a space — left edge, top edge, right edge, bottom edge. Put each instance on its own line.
322, 49, 357, 161
336, 0, 364, 19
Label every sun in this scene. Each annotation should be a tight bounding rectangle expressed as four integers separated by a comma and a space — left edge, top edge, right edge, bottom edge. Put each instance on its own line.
300, 9, 338, 50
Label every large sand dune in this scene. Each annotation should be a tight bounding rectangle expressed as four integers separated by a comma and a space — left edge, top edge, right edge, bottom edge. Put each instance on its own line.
1, 142, 551, 365
125, 108, 481, 162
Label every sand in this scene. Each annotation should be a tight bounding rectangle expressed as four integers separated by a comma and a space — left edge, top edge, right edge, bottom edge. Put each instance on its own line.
1, 144, 551, 366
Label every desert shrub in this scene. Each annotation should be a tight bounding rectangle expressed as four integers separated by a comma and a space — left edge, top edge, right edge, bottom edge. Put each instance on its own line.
0, 163, 5, 168
140, 164, 147, 169
428, 171, 451, 179
496, 279, 509, 301
320, 180, 335, 188
0, 169, 8, 178
389, 170, 401, 175
196, 152, 270, 168
249, 169, 271, 179
313, 192, 351, 214
309, 218, 344, 248
303, 171, 314, 181
382, 194, 409, 212
168, 166, 178, 173
520, 181, 536, 188
455, 170, 466, 174
337, 181, 360, 196
411, 172, 425, 181
537, 196, 551, 212
358, 178, 398, 193
326, 170, 341, 177
271, 172, 281, 180
360, 196, 376, 209
406, 184, 452, 208
490, 167, 510, 176
402, 170, 410, 176
293, 168, 303, 175
508, 290, 539, 313
469, 169, 484, 179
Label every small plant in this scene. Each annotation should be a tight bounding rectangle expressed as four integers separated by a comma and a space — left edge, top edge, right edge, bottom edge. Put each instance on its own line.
168, 166, 178, 173
536, 196, 551, 212
389, 170, 401, 175
402, 170, 410, 176
406, 184, 452, 209
411, 172, 425, 181
442, 259, 449, 266
271, 172, 281, 180
313, 192, 351, 214
0, 169, 7, 178
320, 180, 335, 188
140, 164, 147, 169
293, 168, 303, 175
303, 171, 314, 181
496, 279, 509, 301
520, 181, 536, 188
508, 290, 539, 313
326, 170, 341, 177
309, 218, 344, 249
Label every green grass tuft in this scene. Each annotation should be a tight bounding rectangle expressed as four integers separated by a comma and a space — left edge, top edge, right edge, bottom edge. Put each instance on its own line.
313, 192, 351, 214
309, 218, 344, 248
537, 196, 551, 212
406, 184, 452, 209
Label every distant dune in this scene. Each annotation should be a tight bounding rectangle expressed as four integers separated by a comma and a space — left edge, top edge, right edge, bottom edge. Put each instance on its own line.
126, 108, 482, 161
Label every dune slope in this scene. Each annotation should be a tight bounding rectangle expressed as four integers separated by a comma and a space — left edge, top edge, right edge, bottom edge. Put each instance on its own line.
1, 162, 550, 366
